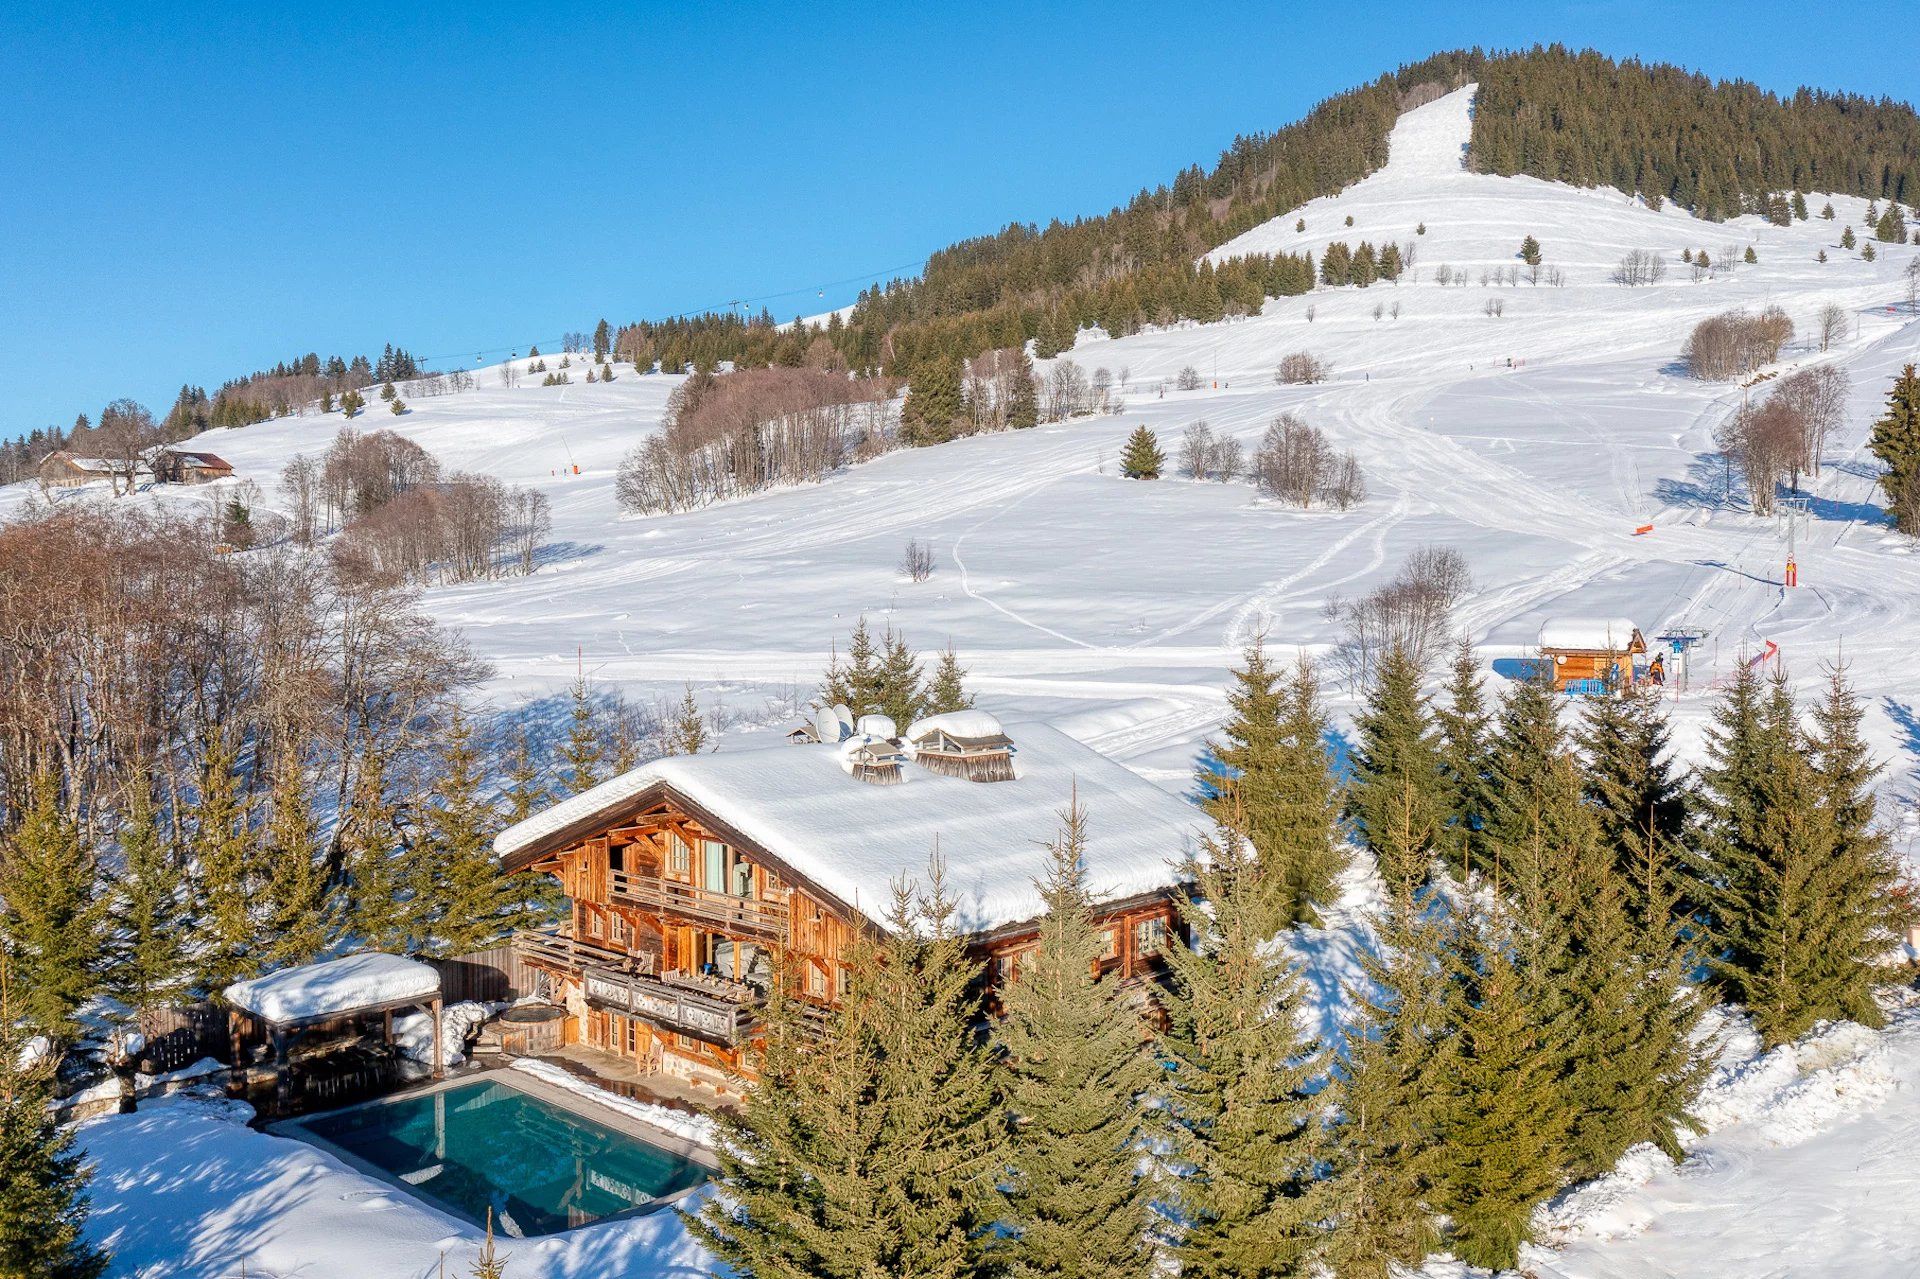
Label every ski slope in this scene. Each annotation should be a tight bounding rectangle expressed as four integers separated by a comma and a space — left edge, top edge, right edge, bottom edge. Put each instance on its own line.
29, 83, 1920, 1277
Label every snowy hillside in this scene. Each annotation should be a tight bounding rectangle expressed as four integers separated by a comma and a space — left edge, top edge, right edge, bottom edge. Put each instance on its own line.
30, 80, 1920, 1279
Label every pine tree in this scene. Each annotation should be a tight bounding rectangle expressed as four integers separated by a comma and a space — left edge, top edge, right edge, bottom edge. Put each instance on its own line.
560, 675, 605, 793
1320, 879, 1450, 1279
694, 863, 1003, 1279
821, 618, 885, 719
1006, 348, 1040, 428
342, 751, 416, 955
190, 727, 255, 991
1744, 245, 1758, 264
0, 772, 106, 1042
1820, 201, 1835, 220
258, 745, 333, 969
1434, 639, 1494, 880
0, 965, 108, 1279
1429, 904, 1570, 1272
593, 317, 612, 360
902, 353, 964, 445
425, 706, 553, 956
1577, 687, 1689, 927
1877, 203, 1909, 243
104, 778, 193, 1027
391, 396, 408, 415
663, 685, 710, 755
503, 724, 551, 824
925, 645, 974, 715
1840, 225, 1857, 250
874, 626, 927, 728
1518, 235, 1542, 265
995, 796, 1157, 1279
379, 381, 396, 401
1868, 364, 1920, 535
1120, 426, 1163, 479
1159, 823, 1327, 1277
1790, 191, 1808, 220
1863, 241, 1877, 262
1345, 643, 1447, 889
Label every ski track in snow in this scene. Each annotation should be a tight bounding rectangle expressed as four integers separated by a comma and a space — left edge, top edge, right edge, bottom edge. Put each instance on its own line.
35, 84, 1920, 1277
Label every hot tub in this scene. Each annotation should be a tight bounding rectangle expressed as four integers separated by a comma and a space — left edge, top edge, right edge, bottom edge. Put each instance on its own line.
494, 1003, 567, 1056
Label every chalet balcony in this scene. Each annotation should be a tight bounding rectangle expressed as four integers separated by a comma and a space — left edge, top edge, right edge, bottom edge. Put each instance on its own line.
582, 965, 762, 1047
608, 867, 790, 941
513, 929, 657, 980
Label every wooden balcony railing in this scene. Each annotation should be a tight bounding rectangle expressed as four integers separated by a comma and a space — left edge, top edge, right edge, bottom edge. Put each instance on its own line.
514, 929, 657, 980
608, 868, 789, 940
581, 965, 763, 1047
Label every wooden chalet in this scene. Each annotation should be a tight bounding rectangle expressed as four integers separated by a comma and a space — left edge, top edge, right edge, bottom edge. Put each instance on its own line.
38, 450, 119, 487
153, 448, 235, 484
495, 712, 1206, 1095
1538, 617, 1648, 693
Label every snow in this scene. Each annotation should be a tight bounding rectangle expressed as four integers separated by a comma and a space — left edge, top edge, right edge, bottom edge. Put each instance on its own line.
1538, 616, 1641, 651
497, 721, 1208, 932
905, 709, 1008, 742
223, 952, 441, 1025
510, 1058, 720, 1149
77, 1093, 717, 1279
21, 79, 1920, 1275
392, 1000, 496, 1069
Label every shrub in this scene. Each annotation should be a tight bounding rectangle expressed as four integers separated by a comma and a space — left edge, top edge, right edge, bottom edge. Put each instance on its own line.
1275, 353, 1330, 385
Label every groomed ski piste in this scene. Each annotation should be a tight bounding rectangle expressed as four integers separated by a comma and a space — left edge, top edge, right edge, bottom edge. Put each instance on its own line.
31, 86, 1920, 1277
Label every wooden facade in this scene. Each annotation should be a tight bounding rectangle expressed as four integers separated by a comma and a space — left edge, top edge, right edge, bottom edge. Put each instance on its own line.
505, 782, 1179, 1094
1542, 632, 1647, 693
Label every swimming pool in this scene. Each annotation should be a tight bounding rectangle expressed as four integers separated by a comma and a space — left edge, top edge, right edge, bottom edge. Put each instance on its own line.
281, 1075, 711, 1236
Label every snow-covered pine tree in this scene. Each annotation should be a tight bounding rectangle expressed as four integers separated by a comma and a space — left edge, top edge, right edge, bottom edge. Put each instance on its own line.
104, 777, 193, 1028
1159, 822, 1327, 1276
0, 772, 106, 1042
1434, 639, 1494, 880
995, 795, 1158, 1279
1120, 426, 1164, 479
1345, 642, 1448, 888
0, 964, 107, 1279
924, 645, 974, 715
559, 675, 605, 793
694, 864, 1003, 1279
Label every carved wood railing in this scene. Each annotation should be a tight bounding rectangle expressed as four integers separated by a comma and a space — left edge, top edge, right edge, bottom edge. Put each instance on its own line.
608, 868, 789, 940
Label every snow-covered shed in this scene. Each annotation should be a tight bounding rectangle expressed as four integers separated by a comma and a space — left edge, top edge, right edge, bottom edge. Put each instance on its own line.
1538, 616, 1647, 693
224, 953, 445, 1101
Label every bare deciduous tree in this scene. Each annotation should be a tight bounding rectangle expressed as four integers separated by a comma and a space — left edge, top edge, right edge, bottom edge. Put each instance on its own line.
1817, 303, 1849, 352
901, 538, 935, 583
1682, 307, 1795, 379
1324, 545, 1472, 686
1275, 353, 1330, 385
1251, 413, 1365, 509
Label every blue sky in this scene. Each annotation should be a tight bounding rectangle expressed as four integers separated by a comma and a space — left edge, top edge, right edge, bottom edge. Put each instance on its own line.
2, 1, 1912, 435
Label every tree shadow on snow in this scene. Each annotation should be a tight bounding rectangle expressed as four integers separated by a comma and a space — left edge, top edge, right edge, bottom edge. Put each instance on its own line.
532, 539, 605, 570
1653, 451, 1732, 511
1803, 492, 1889, 526
1883, 699, 1920, 767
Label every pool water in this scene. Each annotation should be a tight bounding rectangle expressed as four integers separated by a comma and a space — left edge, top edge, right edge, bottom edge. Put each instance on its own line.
291, 1078, 709, 1236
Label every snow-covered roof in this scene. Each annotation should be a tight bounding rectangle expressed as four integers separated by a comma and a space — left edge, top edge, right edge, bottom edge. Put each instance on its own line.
45, 452, 116, 473
1538, 617, 1642, 652
495, 721, 1207, 933
905, 709, 1010, 745
223, 953, 440, 1026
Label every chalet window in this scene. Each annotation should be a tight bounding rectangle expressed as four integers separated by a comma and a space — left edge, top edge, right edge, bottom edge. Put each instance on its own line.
668, 832, 690, 877
1133, 917, 1167, 955
1099, 926, 1120, 961
835, 965, 851, 1000
587, 909, 604, 940
675, 1033, 698, 1052
807, 961, 828, 999
732, 861, 754, 898
701, 840, 726, 893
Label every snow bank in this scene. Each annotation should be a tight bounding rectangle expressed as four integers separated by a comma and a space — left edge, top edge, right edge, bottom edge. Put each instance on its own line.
224, 952, 440, 1025
904, 709, 1008, 742
510, 1058, 719, 1149
392, 1000, 497, 1069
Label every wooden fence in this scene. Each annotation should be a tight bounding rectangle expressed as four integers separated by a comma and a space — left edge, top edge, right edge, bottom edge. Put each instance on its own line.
428, 942, 536, 1004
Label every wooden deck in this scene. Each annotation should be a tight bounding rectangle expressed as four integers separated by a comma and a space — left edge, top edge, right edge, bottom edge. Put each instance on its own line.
608, 868, 790, 940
